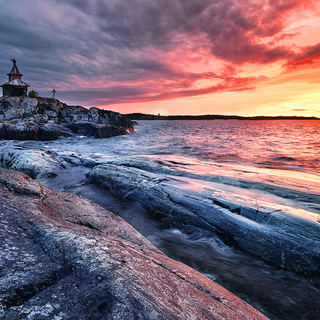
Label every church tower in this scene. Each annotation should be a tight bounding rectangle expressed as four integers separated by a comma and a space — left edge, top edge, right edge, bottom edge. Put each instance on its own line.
1, 59, 30, 96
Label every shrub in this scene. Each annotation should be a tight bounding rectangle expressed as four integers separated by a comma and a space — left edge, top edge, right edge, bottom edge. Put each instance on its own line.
28, 90, 39, 98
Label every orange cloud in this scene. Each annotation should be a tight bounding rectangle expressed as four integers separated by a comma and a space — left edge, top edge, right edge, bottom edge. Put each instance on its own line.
1, 0, 320, 116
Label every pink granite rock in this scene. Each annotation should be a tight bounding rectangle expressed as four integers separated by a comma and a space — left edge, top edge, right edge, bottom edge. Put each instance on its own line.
0, 168, 268, 320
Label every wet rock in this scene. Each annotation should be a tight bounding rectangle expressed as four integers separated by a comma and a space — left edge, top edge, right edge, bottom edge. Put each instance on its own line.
65, 121, 129, 138
2, 145, 319, 275
0, 122, 74, 141
0, 168, 267, 320
0, 143, 69, 178
86, 160, 320, 275
97, 156, 320, 207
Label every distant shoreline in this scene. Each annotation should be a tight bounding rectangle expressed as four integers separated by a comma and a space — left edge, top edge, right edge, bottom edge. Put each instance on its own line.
125, 113, 320, 121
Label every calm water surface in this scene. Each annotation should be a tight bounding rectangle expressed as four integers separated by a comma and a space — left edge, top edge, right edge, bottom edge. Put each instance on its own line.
35, 120, 320, 320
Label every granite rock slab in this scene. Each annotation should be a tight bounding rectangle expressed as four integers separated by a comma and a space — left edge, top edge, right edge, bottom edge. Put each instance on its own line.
0, 168, 267, 320
86, 158, 320, 275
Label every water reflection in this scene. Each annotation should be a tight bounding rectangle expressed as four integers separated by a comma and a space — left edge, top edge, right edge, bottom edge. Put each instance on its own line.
28, 119, 320, 174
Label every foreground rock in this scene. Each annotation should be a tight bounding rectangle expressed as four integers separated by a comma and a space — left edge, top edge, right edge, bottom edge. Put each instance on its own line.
1, 144, 319, 275
86, 156, 320, 275
0, 97, 135, 140
0, 168, 267, 319
0, 142, 69, 178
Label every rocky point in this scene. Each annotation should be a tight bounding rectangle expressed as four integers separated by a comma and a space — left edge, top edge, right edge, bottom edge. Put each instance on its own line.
0, 97, 135, 140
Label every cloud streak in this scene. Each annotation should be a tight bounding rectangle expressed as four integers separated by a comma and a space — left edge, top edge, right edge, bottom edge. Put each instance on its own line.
0, 0, 319, 112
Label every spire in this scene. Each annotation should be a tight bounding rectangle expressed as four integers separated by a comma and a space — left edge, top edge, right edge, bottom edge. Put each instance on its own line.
1, 59, 29, 96
8, 58, 23, 77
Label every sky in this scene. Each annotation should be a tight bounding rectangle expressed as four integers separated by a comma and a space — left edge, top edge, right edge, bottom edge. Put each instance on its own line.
0, 0, 320, 116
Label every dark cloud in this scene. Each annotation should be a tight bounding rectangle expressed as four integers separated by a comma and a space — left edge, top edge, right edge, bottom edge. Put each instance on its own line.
286, 43, 320, 67
0, 0, 317, 107
58, 0, 298, 63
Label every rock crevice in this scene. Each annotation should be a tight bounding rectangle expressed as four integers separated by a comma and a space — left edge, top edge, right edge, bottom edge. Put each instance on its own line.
85, 159, 320, 275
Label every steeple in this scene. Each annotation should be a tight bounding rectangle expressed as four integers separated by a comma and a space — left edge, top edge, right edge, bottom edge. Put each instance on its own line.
7, 58, 23, 81
1, 59, 29, 97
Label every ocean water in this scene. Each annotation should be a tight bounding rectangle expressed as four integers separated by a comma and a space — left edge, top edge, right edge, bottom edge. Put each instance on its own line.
42, 119, 320, 174
33, 119, 320, 320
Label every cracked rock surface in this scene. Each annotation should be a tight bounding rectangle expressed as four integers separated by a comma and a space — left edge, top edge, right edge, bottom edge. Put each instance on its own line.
1, 143, 319, 275
86, 156, 320, 275
0, 168, 267, 319
0, 142, 69, 179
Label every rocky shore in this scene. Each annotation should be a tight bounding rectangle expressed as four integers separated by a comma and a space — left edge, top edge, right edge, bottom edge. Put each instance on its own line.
0, 168, 267, 319
1, 128, 320, 318
86, 156, 320, 275
1, 143, 319, 276
0, 97, 135, 140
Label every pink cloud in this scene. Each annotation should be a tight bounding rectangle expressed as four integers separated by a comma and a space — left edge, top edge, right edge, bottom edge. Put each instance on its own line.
286, 43, 320, 67
1, 0, 319, 111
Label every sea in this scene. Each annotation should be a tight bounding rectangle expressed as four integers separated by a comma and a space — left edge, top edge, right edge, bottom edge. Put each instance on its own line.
33, 119, 320, 320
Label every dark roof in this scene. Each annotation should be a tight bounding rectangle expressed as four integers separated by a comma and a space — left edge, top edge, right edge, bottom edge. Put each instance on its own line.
7, 58, 22, 76
1, 78, 29, 87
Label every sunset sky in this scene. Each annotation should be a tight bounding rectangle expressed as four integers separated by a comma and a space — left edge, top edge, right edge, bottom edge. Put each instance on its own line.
0, 0, 320, 116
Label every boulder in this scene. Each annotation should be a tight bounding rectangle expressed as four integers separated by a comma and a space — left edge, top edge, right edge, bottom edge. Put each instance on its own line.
0, 168, 267, 320
58, 105, 89, 123
58, 105, 135, 134
88, 107, 135, 131
37, 124, 75, 141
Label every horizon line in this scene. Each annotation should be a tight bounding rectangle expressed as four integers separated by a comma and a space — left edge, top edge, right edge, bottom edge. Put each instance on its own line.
124, 113, 320, 120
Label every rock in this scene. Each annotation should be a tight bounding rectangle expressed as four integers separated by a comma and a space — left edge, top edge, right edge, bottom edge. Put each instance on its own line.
2, 145, 319, 275
37, 124, 75, 141
0, 122, 74, 141
0, 168, 267, 319
58, 105, 89, 123
130, 120, 140, 126
57, 105, 135, 135
65, 121, 129, 138
86, 159, 320, 275
0, 97, 135, 140
88, 107, 134, 129
97, 156, 320, 205
0, 97, 38, 121
0, 143, 320, 274
0, 143, 69, 178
